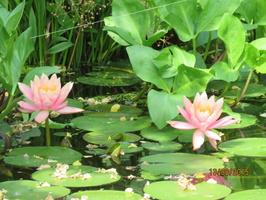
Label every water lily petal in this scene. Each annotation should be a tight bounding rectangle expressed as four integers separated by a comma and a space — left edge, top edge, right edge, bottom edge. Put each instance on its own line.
167, 121, 196, 130
208, 116, 239, 129
17, 101, 39, 112
178, 106, 193, 124
35, 110, 50, 123
204, 130, 221, 141
53, 82, 73, 107
208, 138, 218, 150
56, 106, 84, 114
18, 83, 34, 102
193, 129, 205, 150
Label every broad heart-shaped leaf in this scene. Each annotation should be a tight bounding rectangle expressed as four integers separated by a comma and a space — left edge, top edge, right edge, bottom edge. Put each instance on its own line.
237, 0, 266, 25
164, 0, 197, 42
4, 146, 82, 167
148, 90, 183, 129
22, 66, 60, 85
197, 0, 241, 34
219, 138, 266, 157
218, 13, 245, 68
225, 189, 266, 200
173, 65, 213, 97
71, 116, 151, 132
103, 0, 150, 45
140, 153, 224, 174
127, 45, 173, 92
211, 62, 239, 82
66, 190, 143, 200
144, 181, 231, 200
32, 165, 121, 187
0, 180, 70, 200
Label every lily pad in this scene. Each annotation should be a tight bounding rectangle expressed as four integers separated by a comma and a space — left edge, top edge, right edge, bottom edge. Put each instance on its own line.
32, 165, 121, 187
66, 190, 143, 200
120, 142, 143, 153
4, 147, 82, 167
72, 116, 151, 132
144, 181, 231, 200
0, 180, 70, 200
84, 104, 142, 118
140, 153, 224, 174
141, 141, 182, 152
218, 138, 266, 157
224, 189, 266, 200
83, 132, 141, 145
77, 71, 141, 86
141, 125, 181, 141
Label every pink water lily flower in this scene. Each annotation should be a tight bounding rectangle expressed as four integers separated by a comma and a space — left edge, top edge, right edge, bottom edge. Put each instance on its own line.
17, 74, 84, 123
167, 91, 240, 151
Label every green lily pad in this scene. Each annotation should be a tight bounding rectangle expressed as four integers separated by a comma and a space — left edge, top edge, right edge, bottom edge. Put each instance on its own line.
141, 125, 181, 141
66, 190, 143, 200
144, 181, 231, 200
141, 141, 182, 152
83, 132, 141, 145
140, 153, 224, 174
211, 152, 235, 158
84, 104, 142, 118
77, 71, 141, 86
72, 116, 151, 132
4, 147, 82, 167
0, 180, 70, 200
32, 165, 121, 187
219, 138, 266, 157
85, 148, 107, 155
141, 171, 165, 180
224, 189, 266, 200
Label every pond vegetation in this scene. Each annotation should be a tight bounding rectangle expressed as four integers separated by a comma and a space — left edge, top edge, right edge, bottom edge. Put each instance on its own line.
1, 0, 266, 199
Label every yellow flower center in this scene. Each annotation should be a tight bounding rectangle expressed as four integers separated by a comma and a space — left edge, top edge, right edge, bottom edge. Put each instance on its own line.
198, 103, 212, 114
42, 85, 57, 92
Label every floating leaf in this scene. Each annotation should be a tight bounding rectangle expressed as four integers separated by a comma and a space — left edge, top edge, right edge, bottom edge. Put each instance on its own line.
66, 190, 142, 200
72, 116, 151, 132
141, 141, 182, 152
84, 104, 142, 118
0, 180, 70, 200
83, 132, 141, 146
4, 147, 82, 167
225, 189, 266, 200
140, 153, 224, 174
141, 125, 181, 141
219, 138, 266, 157
144, 181, 231, 200
32, 165, 120, 187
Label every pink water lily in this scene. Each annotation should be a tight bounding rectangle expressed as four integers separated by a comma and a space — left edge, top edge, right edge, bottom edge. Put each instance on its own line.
167, 91, 240, 151
17, 74, 84, 123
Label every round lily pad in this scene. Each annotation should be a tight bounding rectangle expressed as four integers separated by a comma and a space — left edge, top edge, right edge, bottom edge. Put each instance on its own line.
84, 104, 142, 118
32, 165, 121, 187
224, 189, 266, 200
72, 116, 151, 132
4, 146, 82, 167
83, 132, 141, 145
141, 141, 182, 152
77, 71, 141, 86
141, 125, 180, 141
140, 153, 224, 174
219, 138, 266, 157
0, 180, 70, 200
85, 148, 107, 155
120, 142, 143, 153
66, 190, 143, 200
144, 181, 231, 200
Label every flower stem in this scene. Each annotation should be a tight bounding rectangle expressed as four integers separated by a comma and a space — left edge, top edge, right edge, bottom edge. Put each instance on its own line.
45, 118, 51, 146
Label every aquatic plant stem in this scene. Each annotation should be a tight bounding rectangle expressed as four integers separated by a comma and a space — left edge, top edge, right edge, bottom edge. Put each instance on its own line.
203, 31, 212, 61
192, 38, 197, 55
45, 118, 51, 146
231, 69, 254, 108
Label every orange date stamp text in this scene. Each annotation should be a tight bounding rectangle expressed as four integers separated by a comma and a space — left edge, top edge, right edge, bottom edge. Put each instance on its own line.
209, 168, 249, 176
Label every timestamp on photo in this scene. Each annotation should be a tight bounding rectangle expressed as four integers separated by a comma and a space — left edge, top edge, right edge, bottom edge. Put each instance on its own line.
209, 168, 249, 176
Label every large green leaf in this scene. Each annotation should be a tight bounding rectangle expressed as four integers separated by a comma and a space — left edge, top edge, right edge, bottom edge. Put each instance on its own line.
211, 62, 239, 82
4, 147, 82, 167
0, 180, 70, 200
103, 0, 150, 45
164, 0, 197, 42
46, 42, 73, 54
218, 13, 245, 68
197, 0, 241, 34
144, 181, 231, 200
127, 45, 173, 92
147, 90, 183, 129
219, 138, 266, 157
140, 153, 224, 174
141, 125, 181, 141
173, 65, 213, 97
